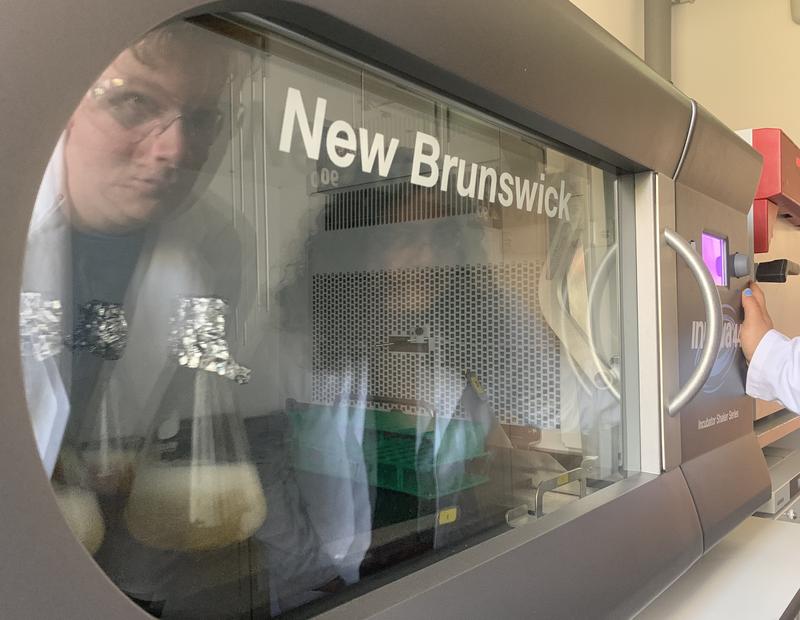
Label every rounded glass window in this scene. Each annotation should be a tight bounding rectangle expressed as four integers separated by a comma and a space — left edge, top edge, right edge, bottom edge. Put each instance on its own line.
19, 14, 632, 618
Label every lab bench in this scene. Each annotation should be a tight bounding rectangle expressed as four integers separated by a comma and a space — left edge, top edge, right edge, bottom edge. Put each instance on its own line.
637, 517, 800, 619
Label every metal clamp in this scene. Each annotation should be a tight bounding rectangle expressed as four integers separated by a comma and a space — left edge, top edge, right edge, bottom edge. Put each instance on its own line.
534, 467, 587, 517
663, 227, 722, 417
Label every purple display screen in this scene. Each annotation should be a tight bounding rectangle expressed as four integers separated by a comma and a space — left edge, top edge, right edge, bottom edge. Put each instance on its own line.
701, 232, 728, 286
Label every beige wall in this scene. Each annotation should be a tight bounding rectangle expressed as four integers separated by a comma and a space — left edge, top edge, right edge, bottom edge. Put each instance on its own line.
672, 0, 800, 142
569, 0, 644, 58
570, 1, 800, 141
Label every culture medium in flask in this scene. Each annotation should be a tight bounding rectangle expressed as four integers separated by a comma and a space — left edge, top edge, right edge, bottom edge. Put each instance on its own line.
125, 297, 267, 551
52, 447, 106, 555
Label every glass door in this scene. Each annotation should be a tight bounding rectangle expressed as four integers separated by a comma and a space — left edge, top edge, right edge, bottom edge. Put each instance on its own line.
19, 14, 637, 618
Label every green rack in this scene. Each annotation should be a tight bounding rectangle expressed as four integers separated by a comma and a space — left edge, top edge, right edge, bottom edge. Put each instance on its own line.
286, 403, 490, 499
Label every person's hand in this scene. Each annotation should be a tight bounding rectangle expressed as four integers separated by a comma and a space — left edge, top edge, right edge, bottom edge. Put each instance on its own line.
741, 282, 773, 362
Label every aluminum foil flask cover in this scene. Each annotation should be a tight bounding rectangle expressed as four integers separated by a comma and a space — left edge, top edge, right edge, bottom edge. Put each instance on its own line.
125, 296, 267, 551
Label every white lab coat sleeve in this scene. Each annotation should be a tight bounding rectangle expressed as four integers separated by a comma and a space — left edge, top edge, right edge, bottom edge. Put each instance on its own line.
23, 355, 70, 476
746, 329, 800, 413
22, 135, 72, 477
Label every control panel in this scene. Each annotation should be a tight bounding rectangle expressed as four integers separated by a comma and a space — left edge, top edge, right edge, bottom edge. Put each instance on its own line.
699, 231, 752, 285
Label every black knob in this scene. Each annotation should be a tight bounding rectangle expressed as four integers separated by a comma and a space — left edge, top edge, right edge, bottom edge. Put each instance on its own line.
755, 259, 800, 283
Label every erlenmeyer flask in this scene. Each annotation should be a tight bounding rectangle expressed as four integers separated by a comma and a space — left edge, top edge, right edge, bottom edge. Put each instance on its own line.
78, 366, 141, 498
21, 296, 132, 555
57, 299, 132, 554
125, 296, 267, 552
68, 301, 138, 499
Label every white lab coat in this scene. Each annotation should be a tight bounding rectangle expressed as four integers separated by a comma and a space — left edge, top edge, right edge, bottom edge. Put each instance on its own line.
22, 138, 252, 606
21, 137, 231, 476
746, 329, 800, 413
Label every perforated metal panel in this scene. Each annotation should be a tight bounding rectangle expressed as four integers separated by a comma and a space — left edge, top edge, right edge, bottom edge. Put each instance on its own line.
312, 262, 561, 428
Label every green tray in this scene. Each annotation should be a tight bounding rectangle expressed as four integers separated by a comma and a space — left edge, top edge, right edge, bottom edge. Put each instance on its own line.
287, 404, 490, 499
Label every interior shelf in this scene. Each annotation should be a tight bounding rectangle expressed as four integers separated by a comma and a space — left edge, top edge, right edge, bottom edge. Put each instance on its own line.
756, 399, 784, 421
756, 408, 800, 447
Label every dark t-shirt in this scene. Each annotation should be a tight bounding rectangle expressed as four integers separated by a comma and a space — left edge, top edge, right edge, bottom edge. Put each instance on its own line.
69, 228, 146, 421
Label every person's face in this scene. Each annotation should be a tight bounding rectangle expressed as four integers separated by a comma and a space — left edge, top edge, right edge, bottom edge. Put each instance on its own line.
64, 43, 226, 234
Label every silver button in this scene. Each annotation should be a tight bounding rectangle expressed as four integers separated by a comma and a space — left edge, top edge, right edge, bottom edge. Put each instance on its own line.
731, 253, 752, 279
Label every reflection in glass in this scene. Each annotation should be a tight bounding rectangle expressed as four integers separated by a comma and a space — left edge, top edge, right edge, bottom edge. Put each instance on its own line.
126, 297, 266, 551
19, 14, 635, 619
68, 300, 139, 501
53, 447, 106, 555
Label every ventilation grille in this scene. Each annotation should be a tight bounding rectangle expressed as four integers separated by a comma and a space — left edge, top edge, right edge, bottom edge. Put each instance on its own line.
323, 179, 493, 231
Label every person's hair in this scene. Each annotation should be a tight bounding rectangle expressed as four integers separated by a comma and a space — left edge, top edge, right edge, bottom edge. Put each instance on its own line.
132, 21, 195, 66
130, 19, 229, 73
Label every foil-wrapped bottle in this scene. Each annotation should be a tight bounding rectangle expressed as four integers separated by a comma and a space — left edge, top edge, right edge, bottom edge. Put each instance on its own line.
125, 296, 266, 551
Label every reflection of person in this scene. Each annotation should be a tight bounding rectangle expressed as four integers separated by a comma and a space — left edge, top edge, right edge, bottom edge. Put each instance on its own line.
20, 20, 261, 618
22, 21, 346, 619
740, 282, 800, 409
22, 21, 231, 475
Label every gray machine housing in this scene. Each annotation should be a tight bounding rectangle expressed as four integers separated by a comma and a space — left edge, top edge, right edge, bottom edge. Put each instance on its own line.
0, 1, 767, 618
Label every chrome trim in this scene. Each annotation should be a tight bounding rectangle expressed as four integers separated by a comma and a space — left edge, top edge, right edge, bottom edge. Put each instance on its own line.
663, 227, 722, 416
672, 99, 697, 179
635, 173, 669, 473
616, 174, 642, 474
674, 103, 761, 213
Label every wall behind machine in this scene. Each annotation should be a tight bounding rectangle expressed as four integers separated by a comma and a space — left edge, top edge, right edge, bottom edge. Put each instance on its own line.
569, 0, 645, 59
571, 0, 800, 142
672, 0, 800, 143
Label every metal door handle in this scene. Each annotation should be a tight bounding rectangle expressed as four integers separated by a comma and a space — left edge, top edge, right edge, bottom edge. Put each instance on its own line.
663, 227, 722, 417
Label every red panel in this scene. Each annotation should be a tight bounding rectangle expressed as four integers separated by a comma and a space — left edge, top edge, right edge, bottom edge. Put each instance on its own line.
752, 128, 783, 200
753, 198, 778, 254
779, 130, 800, 209
752, 128, 800, 215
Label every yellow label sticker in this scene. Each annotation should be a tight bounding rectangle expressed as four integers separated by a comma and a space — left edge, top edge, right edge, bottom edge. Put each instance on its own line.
557, 473, 570, 486
438, 507, 459, 525
469, 374, 486, 396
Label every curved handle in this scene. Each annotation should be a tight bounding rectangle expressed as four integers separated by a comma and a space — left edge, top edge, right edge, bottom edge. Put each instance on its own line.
587, 245, 621, 400
664, 227, 722, 417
